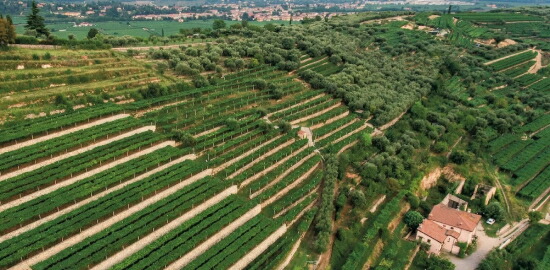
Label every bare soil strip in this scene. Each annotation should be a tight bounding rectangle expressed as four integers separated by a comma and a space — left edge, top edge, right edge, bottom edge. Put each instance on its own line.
324, 123, 369, 148
227, 139, 296, 180
530, 186, 550, 211
111, 42, 213, 52
276, 230, 307, 270
370, 195, 386, 213
260, 161, 320, 207
310, 111, 349, 130
0, 154, 197, 243
404, 246, 420, 270
266, 94, 325, 118
289, 57, 328, 75
291, 103, 343, 125
315, 118, 358, 142
0, 140, 176, 212
379, 111, 405, 131
287, 200, 316, 228
9, 169, 213, 270
528, 49, 544, 74
0, 114, 130, 155
0, 126, 156, 182
91, 186, 238, 270
337, 140, 358, 154
165, 205, 262, 270
134, 100, 189, 118
484, 49, 533, 65
273, 186, 319, 219
250, 152, 316, 199
212, 135, 282, 175
229, 225, 288, 270
239, 144, 309, 188
193, 126, 222, 139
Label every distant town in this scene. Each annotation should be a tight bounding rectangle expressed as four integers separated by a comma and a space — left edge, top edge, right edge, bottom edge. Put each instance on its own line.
4, 0, 505, 23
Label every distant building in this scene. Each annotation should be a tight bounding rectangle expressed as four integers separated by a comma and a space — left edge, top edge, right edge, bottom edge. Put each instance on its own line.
416, 204, 481, 254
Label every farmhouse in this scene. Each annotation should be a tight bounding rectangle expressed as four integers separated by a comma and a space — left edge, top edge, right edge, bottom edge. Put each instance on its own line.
416, 204, 481, 254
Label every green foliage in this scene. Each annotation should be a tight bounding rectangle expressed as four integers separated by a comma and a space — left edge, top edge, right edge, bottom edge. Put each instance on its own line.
528, 211, 543, 223
212, 19, 226, 30
483, 202, 505, 221
25, 1, 49, 37
87, 28, 99, 39
403, 211, 424, 230
450, 150, 469, 164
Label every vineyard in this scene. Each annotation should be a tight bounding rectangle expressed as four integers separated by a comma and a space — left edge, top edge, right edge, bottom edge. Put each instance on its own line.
488, 113, 550, 201
0, 44, 376, 270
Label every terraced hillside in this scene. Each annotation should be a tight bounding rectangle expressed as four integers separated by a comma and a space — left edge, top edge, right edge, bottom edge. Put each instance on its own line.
0, 49, 165, 123
0, 61, 375, 270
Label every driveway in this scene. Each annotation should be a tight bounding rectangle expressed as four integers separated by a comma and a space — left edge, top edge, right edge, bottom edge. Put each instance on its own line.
444, 224, 501, 270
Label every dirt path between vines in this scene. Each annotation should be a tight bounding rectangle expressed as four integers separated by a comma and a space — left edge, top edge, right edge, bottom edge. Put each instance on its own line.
10, 169, 212, 270
213, 135, 282, 175
289, 57, 328, 75
0, 114, 130, 155
165, 205, 261, 270
527, 49, 544, 74
111, 42, 213, 52
251, 152, 316, 199
291, 103, 343, 125
276, 231, 307, 270
315, 118, 358, 141
91, 186, 238, 270
134, 99, 189, 118
230, 225, 288, 270
310, 111, 349, 130
240, 144, 309, 188
0, 140, 175, 212
0, 126, 155, 182
194, 126, 222, 138
260, 161, 320, 207
227, 139, 295, 179
379, 111, 406, 131
484, 49, 533, 65
267, 94, 326, 118
0, 154, 197, 243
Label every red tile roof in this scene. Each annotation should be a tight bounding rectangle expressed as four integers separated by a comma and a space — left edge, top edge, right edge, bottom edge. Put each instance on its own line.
418, 219, 458, 243
429, 204, 481, 232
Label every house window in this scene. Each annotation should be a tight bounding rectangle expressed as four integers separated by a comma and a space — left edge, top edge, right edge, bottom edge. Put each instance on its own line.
419, 236, 423, 241
451, 227, 454, 230
428, 239, 431, 243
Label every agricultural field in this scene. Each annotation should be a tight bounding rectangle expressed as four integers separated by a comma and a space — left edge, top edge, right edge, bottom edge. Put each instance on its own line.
0, 52, 373, 269
14, 19, 287, 40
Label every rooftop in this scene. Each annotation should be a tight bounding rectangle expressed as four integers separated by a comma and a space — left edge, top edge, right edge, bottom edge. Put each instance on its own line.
429, 204, 481, 232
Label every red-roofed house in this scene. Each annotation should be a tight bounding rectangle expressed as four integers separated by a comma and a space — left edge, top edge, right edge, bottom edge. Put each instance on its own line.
416, 203, 481, 254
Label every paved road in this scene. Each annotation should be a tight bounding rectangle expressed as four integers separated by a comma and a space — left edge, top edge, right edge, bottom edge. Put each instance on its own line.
445, 224, 500, 270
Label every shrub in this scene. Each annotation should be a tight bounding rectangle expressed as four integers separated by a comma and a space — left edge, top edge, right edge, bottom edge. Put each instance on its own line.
403, 211, 424, 230
483, 202, 504, 221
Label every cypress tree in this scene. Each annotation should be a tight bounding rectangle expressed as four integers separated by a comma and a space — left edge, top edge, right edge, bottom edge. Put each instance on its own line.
25, 1, 49, 37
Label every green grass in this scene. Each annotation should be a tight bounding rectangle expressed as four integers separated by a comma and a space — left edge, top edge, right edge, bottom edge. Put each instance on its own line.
15, 20, 288, 40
